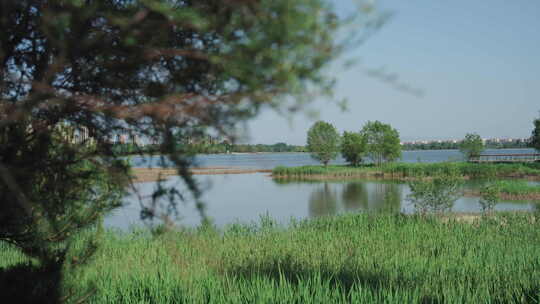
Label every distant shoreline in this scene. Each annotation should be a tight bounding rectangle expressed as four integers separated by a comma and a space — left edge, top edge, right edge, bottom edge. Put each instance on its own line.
123, 147, 536, 157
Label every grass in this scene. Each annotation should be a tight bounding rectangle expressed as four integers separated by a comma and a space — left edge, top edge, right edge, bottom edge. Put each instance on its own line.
272, 165, 379, 179
463, 180, 540, 201
1, 213, 540, 303
273, 162, 540, 180
492, 180, 540, 195
384, 162, 540, 179
489, 180, 540, 201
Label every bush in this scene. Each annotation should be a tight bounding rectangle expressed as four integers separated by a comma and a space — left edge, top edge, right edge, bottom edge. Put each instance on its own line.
459, 133, 484, 161
479, 182, 501, 213
406, 170, 464, 214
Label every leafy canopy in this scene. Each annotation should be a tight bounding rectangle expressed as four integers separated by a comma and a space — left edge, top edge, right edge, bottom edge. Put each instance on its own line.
0, 0, 383, 301
459, 133, 484, 160
341, 131, 366, 166
307, 121, 340, 166
360, 121, 401, 166
0, 0, 377, 237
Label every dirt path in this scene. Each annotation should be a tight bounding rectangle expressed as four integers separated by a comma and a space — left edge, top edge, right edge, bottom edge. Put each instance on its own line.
132, 167, 272, 183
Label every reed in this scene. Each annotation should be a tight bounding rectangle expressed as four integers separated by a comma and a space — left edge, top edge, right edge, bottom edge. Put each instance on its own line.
381, 162, 540, 178
1, 213, 539, 303
492, 180, 540, 195
273, 162, 540, 180
273, 165, 379, 178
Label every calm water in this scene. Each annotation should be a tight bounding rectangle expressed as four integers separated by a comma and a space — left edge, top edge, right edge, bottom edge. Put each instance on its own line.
106, 172, 539, 230
131, 148, 536, 169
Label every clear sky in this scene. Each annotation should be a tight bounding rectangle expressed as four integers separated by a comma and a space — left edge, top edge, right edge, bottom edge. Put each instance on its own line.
244, 0, 540, 145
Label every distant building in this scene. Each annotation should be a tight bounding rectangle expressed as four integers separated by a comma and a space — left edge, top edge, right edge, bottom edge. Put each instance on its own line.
52, 122, 95, 146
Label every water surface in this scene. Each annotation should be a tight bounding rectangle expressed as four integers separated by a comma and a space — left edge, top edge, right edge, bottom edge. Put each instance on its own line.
106, 173, 538, 230
130, 148, 536, 169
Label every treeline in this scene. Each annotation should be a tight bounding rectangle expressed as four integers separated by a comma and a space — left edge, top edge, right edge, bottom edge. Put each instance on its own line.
110, 142, 306, 155
111, 140, 530, 156
230, 143, 306, 153
402, 139, 530, 151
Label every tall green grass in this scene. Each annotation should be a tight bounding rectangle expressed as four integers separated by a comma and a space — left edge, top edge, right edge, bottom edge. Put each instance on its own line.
383, 162, 540, 178
1, 213, 539, 303
273, 165, 377, 176
273, 162, 540, 179
492, 180, 540, 195
273, 165, 378, 179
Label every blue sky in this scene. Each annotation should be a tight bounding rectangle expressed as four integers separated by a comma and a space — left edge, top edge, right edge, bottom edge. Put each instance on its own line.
244, 0, 540, 145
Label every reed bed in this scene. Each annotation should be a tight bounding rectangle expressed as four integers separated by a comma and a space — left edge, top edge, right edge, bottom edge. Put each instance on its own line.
272, 165, 379, 179
492, 180, 540, 195
273, 162, 540, 180
1, 213, 539, 303
384, 162, 540, 179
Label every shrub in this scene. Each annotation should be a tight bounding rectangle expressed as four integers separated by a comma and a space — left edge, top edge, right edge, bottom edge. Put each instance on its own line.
479, 182, 501, 213
406, 170, 464, 214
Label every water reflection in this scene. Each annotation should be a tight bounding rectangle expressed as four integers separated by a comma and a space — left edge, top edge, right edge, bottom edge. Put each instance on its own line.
274, 178, 537, 217
340, 182, 402, 212
309, 183, 338, 217
280, 179, 405, 217
106, 174, 539, 230
376, 183, 402, 213
341, 182, 368, 211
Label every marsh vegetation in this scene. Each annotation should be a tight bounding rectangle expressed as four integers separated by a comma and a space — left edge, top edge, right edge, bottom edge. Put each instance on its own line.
273, 162, 540, 180
1, 213, 539, 303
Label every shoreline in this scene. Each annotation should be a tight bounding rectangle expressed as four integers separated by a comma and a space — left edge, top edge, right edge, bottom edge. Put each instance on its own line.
132, 167, 272, 183
132, 161, 540, 185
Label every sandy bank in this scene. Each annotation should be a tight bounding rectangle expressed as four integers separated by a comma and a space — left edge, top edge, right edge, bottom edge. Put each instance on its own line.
132, 167, 272, 183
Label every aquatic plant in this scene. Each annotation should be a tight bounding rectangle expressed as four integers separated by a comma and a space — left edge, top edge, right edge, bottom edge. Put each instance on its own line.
479, 182, 502, 213
406, 170, 464, 214
1, 213, 539, 303
273, 162, 540, 180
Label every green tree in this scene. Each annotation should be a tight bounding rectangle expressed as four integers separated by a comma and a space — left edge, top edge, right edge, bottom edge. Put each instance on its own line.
0, 123, 128, 301
530, 115, 540, 152
0, 0, 383, 301
360, 121, 402, 166
307, 121, 340, 166
341, 131, 366, 166
273, 142, 288, 152
459, 133, 485, 161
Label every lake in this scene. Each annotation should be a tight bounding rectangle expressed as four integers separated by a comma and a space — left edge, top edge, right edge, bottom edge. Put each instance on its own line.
130, 148, 536, 169
106, 149, 539, 229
